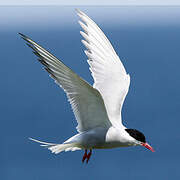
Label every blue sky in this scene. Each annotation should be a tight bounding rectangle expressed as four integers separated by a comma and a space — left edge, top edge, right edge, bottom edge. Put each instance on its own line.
1, 5, 180, 180
1, 6, 180, 31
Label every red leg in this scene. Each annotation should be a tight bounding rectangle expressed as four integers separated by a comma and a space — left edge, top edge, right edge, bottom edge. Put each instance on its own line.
82, 149, 87, 163
86, 149, 92, 164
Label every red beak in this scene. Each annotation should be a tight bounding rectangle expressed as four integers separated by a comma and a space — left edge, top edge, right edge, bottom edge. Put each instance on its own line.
141, 142, 155, 152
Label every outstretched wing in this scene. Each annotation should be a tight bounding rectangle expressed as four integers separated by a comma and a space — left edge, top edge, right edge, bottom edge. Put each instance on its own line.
19, 33, 111, 132
77, 9, 130, 128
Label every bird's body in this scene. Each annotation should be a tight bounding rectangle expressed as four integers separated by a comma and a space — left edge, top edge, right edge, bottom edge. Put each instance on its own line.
65, 127, 135, 149
20, 9, 154, 163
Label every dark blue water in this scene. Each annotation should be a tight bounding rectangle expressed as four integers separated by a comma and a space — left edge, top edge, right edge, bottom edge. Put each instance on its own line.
1, 6, 180, 180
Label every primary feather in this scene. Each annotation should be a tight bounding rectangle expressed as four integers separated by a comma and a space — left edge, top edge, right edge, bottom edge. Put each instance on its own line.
19, 33, 111, 132
77, 9, 130, 128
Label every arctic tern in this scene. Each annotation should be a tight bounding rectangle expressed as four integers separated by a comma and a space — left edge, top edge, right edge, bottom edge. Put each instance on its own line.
19, 9, 154, 164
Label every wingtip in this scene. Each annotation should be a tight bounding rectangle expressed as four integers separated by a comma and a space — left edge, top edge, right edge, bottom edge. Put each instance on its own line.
75, 8, 86, 17
19, 32, 26, 38
18, 33, 31, 43
75, 8, 81, 14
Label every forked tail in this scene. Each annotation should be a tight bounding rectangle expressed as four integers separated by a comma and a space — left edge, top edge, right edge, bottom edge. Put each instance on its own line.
29, 138, 80, 154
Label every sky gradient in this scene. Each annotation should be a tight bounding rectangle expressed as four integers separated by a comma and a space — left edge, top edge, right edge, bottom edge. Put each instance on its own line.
1, 0, 180, 5
1, 6, 180, 180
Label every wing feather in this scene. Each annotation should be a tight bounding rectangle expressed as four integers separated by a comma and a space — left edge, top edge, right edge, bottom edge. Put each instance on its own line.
77, 9, 130, 128
19, 33, 111, 132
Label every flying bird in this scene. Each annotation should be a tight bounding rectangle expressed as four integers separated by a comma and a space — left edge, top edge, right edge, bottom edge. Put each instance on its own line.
19, 9, 154, 164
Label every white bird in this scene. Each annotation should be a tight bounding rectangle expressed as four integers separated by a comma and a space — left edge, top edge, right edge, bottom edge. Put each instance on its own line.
19, 9, 154, 163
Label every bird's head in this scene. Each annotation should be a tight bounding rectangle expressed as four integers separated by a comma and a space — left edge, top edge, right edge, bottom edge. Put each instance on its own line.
125, 129, 155, 152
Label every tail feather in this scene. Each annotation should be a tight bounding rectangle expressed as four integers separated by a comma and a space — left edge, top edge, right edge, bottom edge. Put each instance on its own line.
29, 137, 81, 154
29, 138, 56, 147
48, 143, 74, 154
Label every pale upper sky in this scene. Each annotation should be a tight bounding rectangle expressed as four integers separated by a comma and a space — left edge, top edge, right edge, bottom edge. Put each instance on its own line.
0, 0, 180, 6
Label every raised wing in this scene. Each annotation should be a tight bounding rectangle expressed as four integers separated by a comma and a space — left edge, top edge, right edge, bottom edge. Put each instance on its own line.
19, 33, 111, 132
77, 9, 130, 128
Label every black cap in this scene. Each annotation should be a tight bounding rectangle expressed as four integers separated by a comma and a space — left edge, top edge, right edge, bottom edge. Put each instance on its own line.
125, 129, 146, 143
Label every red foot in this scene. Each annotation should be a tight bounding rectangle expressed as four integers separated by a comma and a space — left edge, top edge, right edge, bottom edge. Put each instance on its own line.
82, 149, 87, 163
86, 150, 92, 164
82, 149, 92, 164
